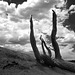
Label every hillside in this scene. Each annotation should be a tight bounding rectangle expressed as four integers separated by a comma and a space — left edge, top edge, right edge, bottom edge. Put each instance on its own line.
0, 47, 75, 75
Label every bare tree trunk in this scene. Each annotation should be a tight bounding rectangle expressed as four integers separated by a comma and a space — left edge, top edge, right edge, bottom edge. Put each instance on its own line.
30, 15, 55, 67
30, 15, 41, 62
51, 10, 75, 72
51, 10, 62, 59
29, 13, 75, 73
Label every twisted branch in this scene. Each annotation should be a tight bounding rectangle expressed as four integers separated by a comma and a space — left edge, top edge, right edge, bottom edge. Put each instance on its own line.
51, 10, 62, 59
40, 35, 52, 57
30, 15, 41, 62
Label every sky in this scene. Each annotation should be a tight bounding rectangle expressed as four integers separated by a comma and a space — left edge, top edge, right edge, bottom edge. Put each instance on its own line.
0, 0, 75, 60
62, 0, 75, 32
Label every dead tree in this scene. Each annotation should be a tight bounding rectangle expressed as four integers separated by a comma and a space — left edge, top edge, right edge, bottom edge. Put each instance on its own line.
30, 15, 55, 67
30, 11, 75, 72
51, 10, 75, 72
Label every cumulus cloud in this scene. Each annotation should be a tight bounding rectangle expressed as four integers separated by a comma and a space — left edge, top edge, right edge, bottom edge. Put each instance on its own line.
16, 0, 58, 20
0, 0, 58, 50
63, 4, 75, 32
0, 0, 75, 59
60, 44, 75, 60
0, 0, 60, 21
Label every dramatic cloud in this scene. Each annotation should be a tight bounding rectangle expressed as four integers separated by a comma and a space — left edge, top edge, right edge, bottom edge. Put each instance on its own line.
3, 0, 27, 7
13, 0, 59, 20
63, 13, 75, 31
62, 0, 75, 32
0, 0, 75, 59
66, 0, 75, 9
0, 0, 60, 46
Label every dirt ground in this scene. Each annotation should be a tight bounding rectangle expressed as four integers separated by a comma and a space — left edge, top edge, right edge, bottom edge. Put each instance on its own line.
0, 47, 75, 75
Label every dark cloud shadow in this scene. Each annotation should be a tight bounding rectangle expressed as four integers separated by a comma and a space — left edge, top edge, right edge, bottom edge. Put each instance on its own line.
3, 0, 27, 7
63, 13, 75, 32
66, 0, 75, 9
63, 0, 75, 32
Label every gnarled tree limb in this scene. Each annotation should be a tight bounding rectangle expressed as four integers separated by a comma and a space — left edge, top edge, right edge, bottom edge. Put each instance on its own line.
30, 12, 75, 72
30, 15, 55, 67
40, 35, 52, 57
30, 15, 41, 62
51, 10, 62, 59
40, 35, 46, 55
51, 10, 75, 72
